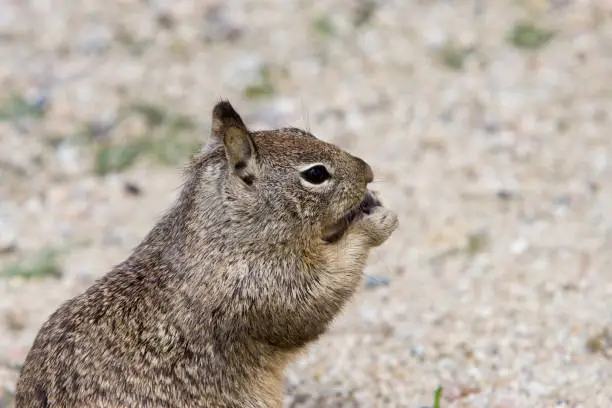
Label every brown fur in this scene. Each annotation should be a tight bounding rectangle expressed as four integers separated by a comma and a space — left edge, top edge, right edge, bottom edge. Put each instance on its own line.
15, 101, 398, 408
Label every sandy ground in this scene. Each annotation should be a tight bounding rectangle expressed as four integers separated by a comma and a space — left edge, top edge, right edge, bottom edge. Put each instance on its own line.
1, 0, 612, 407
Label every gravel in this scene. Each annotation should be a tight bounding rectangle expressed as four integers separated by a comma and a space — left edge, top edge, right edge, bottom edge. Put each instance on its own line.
1, 0, 612, 407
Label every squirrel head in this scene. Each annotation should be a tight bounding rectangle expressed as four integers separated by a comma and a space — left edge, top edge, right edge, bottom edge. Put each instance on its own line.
196, 100, 375, 246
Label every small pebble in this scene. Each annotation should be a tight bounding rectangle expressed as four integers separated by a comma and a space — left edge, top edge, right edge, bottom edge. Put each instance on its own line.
496, 189, 514, 200
123, 182, 143, 196
0, 221, 16, 254
364, 275, 390, 288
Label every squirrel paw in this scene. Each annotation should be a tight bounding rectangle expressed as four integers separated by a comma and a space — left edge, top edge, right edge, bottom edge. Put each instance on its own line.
354, 206, 398, 247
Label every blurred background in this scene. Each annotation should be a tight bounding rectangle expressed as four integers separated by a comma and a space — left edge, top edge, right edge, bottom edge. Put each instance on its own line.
1, 0, 612, 407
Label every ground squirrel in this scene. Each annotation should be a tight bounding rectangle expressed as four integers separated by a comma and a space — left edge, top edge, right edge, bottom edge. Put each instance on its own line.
15, 101, 398, 408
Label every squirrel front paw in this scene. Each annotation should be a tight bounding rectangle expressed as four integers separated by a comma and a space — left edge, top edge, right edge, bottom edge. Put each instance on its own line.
353, 206, 398, 247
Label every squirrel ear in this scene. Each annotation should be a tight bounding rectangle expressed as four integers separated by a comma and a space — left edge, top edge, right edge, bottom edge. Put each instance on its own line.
211, 101, 257, 184
211, 100, 248, 139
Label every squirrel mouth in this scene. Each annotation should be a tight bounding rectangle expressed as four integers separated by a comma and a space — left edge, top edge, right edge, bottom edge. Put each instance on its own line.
322, 191, 381, 243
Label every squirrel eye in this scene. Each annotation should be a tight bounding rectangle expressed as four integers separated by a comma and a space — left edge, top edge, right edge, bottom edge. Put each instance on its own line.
301, 165, 331, 184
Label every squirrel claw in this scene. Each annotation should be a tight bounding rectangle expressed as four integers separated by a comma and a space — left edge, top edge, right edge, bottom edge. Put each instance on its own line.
354, 206, 398, 247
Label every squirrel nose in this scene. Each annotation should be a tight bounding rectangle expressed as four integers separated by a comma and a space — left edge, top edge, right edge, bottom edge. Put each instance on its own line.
365, 163, 374, 183
355, 157, 374, 183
